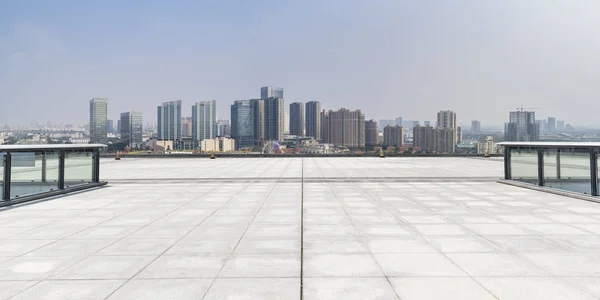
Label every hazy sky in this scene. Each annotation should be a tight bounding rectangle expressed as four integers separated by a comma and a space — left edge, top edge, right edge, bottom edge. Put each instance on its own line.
1, 0, 599, 127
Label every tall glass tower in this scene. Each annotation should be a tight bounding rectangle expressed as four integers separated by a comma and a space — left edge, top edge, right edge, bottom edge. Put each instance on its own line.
260, 86, 283, 99
192, 100, 217, 148
89, 98, 108, 143
157, 100, 182, 140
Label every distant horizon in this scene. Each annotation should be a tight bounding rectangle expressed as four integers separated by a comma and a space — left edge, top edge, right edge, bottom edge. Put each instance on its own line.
2, 1, 599, 126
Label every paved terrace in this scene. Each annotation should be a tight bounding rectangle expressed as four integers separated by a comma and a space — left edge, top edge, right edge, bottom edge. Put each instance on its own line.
1, 157, 600, 300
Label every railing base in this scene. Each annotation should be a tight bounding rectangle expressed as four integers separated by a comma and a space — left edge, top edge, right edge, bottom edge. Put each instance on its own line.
497, 179, 600, 204
0, 181, 108, 208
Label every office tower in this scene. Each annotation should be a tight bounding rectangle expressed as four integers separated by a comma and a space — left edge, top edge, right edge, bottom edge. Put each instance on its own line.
106, 119, 114, 134
547, 117, 556, 132
181, 117, 192, 137
192, 100, 217, 147
260, 86, 284, 99
457, 126, 462, 144
217, 120, 231, 137
231, 100, 256, 149
120, 111, 143, 149
264, 97, 285, 142
89, 98, 108, 143
557, 120, 565, 131
504, 110, 539, 141
471, 120, 481, 133
305, 101, 322, 140
395, 117, 403, 126
383, 125, 404, 147
117, 120, 121, 134
157, 100, 182, 140
321, 108, 365, 147
365, 120, 378, 148
284, 112, 290, 134
289, 102, 304, 136
378, 119, 395, 132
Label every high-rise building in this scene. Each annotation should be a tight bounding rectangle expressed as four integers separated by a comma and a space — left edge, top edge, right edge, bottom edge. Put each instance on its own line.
365, 120, 378, 148
192, 100, 217, 147
289, 102, 304, 136
120, 111, 143, 149
305, 101, 322, 140
217, 120, 231, 137
260, 86, 284, 99
181, 117, 192, 137
117, 120, 121, 134
547, 117, 556, 132
437, 110, 457, 151
157, 100, 182, 141
505, 110, 539, 141
395, 117, 403, 126
264, 97, 285, 142
557, 120, 565, 131
471, 120, 481, 133
413, 125, 454, 153
231, 100, 256, 149
321, 108, 365, 148
106, 119, 114, 134
284, 112, 290, 134
89, 98, 108, 143
457, 126, 462, 144
383, 125, 404, 147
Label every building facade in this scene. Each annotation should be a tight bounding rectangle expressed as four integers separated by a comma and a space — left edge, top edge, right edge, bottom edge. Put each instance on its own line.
383, 125, 404, 147
305, 101, 321, 140
321, 108, 365, 148
289, 102, 304, 136
89, 98, 108, 144
201, 137, 235, 153
217, 120, 231, 137
231, 100, 256, 149
413, 125, 455, 153
192, 100, 217, 147
505, 111, 539, 142
181, 117, 192, 138
120, 111, 143, 149
437, 110, 457, 152
264, 97, 285, 142
260, 86, 284, 99
365, 120, 378, 148
471, 120, 481, 133
157, 100, 182, 140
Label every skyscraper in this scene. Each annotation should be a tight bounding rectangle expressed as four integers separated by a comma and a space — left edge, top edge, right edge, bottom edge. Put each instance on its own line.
547, 117, 556, 132
106, 119, 114, 134
365, 120, 378, 148
264, 97, 285, 142
395, 117, 403, 126
120, 111, 143, 149
471, 120, 481, 133
289, 102, 304, 136
181, 117, 192, 137
89, 98, 108, 143
305, 101, 321, 140
414, 125, 454, 153
321, 108, 365, 148
231, 100, 256, 149
505, 110, 539, 141
260, 86, 284, 99
157, 100, 182, 140
378, 119, 395, 132
557, 120, 565, 131
437, 110, 457, 151
384, 125, 404, 147
217, 120, 231, 137
192, 100, 217, 147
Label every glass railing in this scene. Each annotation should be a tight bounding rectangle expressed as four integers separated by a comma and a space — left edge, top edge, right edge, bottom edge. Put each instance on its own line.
1, 144, 106, 206
500, 142, 599, 196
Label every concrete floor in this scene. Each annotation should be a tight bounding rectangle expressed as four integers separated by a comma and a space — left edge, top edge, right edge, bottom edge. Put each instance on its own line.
1, 157, 600, 299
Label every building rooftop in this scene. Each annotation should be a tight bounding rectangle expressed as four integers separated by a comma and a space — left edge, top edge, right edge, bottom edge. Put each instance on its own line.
1, 157, 600, 299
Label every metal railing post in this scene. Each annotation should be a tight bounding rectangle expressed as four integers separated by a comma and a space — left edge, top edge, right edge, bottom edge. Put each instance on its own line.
58, 151, 65, 190
41, 152, 47, 183
556, 149, 561, 180
504, 147, 511, 180
590, 149, 598, 196
92, 150, 100, 183
537, 148, 545, 186
2, 152, 11, 200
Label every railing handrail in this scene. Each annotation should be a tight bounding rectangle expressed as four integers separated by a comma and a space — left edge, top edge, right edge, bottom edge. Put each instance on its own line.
498, 142, 600, 148
0, 144, 106, 152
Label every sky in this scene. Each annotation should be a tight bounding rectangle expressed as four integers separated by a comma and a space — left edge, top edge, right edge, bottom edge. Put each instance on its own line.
1, 0, 600, 127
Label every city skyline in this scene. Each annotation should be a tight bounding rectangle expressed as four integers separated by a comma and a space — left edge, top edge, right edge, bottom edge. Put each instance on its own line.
2, 1, 600, 126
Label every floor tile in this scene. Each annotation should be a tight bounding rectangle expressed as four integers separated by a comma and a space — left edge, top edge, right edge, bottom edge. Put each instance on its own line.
304, 277, 398, 300
106, 279, 212, 300
0, 256, 76, 280
96, 239, 176, 255
389, 277, 497, 300
304, 254, 383, 277
165, 237, 239, 255
136, 254, 227, 278
52, 255, 155, 279
476, 277, 596, 300
447, 253, 548, 276
203, 278, 299, 300
235, 238, 300, 254
11, 280, 123, 300
373, 253, 465, 276
0, 281, 38, 300
521, 253, 600, 276
0, 240, 55, 256
220, 254, 300, 277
